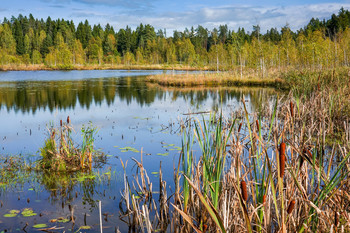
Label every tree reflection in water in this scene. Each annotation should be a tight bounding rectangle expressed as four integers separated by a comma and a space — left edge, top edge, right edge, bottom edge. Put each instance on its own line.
0, 76, 278, 113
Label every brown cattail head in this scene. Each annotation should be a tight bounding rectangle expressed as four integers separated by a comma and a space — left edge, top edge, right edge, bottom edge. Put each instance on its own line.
256, 120, 260, 132
279, 142, 286, 178
241, 180, 248, 202
67, 116, 70, 124
60, 119, 63, 127
290, 101, 294, 118
299, 155, 305, 168
203, 224, 208, 232
305, 148, 312, 158
287, 200, 295, 214
301, 148, 311, 168
238, 122, 243, 133
334, 211, 339, 226
51, 131, 55, 138
262, 194, 266, 204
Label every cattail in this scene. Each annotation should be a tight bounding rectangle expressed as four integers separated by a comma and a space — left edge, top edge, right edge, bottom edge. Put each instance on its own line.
241, 180, 248, 201
238, 122, 243, 133
203, 224, 208, 232
279, 142, 286, 178
67, 116, 70, 124
334, 211, 339, 227
305, 148, 312, 158
51, 131, 55, 138
290, 101, 294, 118
287, 199, 295, 214
299, 155, 305, 168
256, 120, 260, 132
60, 119, 62, 127
301, 148, 311, 167
262, 194, 266, 204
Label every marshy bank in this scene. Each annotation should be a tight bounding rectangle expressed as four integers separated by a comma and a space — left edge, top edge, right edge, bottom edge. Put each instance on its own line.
119, 89, 350, 232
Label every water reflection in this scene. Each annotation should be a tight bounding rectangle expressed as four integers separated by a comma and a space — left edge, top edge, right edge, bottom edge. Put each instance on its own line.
0, 76, 277, 113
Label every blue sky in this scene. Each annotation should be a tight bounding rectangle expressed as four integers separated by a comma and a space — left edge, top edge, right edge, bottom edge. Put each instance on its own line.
1, 0, 350, 33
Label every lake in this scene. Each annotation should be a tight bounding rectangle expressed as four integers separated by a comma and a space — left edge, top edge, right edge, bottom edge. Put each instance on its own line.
0, 70, 277, 232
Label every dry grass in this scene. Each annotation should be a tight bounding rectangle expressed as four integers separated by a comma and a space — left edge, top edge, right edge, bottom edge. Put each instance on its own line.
146, 71, 285, 88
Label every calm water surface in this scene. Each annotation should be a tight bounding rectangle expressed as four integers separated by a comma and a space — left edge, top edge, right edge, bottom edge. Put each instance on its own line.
0, 70, 276, 232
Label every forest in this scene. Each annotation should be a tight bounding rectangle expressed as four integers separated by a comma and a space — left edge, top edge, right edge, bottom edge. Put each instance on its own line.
1, 7, 350, 70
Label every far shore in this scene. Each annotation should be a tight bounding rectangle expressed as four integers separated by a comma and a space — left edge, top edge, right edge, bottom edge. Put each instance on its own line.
0, 64, 212, 72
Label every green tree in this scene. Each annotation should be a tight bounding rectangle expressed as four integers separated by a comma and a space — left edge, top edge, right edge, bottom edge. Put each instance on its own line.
0, 24, 16, 55
32, 50, 42, 64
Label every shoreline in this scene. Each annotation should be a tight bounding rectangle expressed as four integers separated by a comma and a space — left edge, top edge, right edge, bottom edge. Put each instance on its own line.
0, 64, 211, 72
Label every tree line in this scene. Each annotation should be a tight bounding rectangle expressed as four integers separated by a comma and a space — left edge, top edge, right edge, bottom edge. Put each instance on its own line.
1, 8, 350, 71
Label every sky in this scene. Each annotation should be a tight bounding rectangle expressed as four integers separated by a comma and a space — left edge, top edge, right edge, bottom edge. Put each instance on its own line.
1, 0, 350, 34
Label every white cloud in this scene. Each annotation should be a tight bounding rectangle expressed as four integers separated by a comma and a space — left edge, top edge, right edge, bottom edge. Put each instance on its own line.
75, 0, 156, 10
104, 3, 350, 33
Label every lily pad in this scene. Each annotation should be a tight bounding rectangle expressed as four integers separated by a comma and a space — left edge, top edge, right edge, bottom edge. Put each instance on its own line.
33, 224, 48, 228
21, 208, 37, 217
10, 210, 20, 214
157, 153, 169, 156
79, 226, 92, 230
4, 213, 17, 217
57, 218, 70, 223
4, 209, 20, 217
119, 147, 139, 153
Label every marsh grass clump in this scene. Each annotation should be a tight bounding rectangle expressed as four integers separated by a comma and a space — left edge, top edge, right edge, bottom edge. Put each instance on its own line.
38, 118, 98, 172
